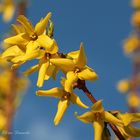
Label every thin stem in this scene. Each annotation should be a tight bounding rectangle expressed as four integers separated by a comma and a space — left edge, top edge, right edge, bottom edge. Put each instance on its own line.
81, 85, 97, 104
109, 123, 125, 140
17, 0, 27, 16
75, 79, 125, 140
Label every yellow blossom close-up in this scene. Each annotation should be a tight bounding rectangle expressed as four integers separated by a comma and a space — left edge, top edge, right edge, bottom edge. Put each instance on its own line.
2, 12, 58, 64
36, 78, 88, 125
75, 100, 123, 140
50, 43, 98, 93
117, 112, 140, 139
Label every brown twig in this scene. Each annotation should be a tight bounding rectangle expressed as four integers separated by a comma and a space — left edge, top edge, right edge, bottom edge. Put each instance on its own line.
16, 0, 27, 16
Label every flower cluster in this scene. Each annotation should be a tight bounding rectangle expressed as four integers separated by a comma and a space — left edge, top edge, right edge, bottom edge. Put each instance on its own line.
75, 100, 140, 140
1, 12, 140, 140
1, 13, 98, 125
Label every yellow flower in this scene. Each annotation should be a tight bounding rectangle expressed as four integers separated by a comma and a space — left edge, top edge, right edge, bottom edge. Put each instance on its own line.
127, 92, 140, 108
4, 12, 58, 62
22, 53, 58, 87
2, 13, 59, 87
50, 43, 98, 92
36, 78, 88, 125
132, 11, 140, 27
75, 100, 123, 140
0, 0, 15, 22
2, 45, 25, 61
117, 112, 140, 138
117, 80, 130, 93
2, 40, 58, 87
123, 36, 139, 54
132, 0, 140, 9
1, 24, 27, 66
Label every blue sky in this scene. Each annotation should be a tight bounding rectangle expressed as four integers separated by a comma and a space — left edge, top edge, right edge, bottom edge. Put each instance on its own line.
0, 0, 134, 140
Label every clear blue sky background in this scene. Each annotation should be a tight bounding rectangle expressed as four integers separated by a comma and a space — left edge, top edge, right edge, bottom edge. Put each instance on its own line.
0, 0, 134, 140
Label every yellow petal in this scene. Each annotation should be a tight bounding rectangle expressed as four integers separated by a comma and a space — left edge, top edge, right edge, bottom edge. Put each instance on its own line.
117, 126, 130, 139
78, 67, 98, 81
74, 43, 87, 68
36, 87, 63, 98
37, 60, 49, 87
60, 77, 66, 87
11, 55, 25, 63
3, 4, 15, 22
4, 33, 29, 46
12, 49, 40, 63
2, 45, 24, 60
75, 111, 94, 123
23, 64, 39, 76
17, 15, 34, 35
26, 41, 39, 54
35, 12, 52, 36
104, 111, 123, 126
50, 58, 75, 72
54, 99, 70, 125
65, 71, 78, 93
11, 62, 24, 69
36, 35, 58, 54
123, 125, 140, 137
52, 67, 58, 80
47, 20, 54, 38
12, 24, 22, 34
93, 120, 104, 140
49, 40, 59, 54
91, 100, 104, 113
26, 41, 45, 59
44, 64, 55, 80
119, 113, 140, 126
21, 41, 44, 61
70, 92, 89, 108
67, 50, 80, 59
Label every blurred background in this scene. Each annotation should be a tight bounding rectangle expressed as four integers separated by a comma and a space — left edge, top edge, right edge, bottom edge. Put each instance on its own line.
0, 0, 136, 140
